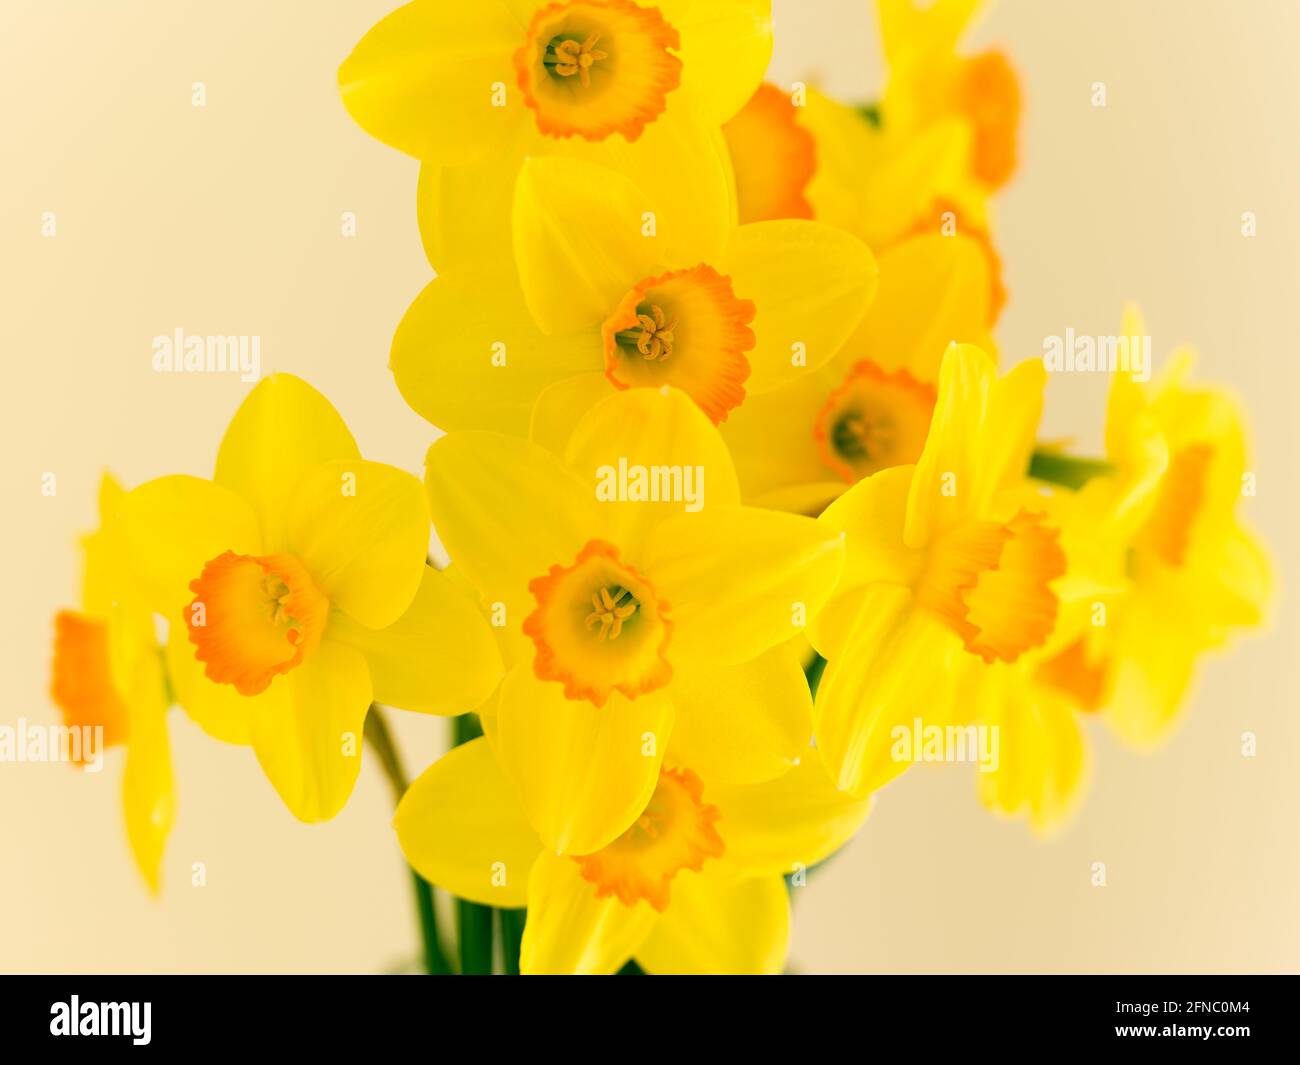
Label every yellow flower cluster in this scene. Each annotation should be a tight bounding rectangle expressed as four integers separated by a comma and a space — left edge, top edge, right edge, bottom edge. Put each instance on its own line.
50, 0, 1270, 974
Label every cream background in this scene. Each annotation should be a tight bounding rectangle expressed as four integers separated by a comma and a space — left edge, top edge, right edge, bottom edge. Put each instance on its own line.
1, 0, 1295, 973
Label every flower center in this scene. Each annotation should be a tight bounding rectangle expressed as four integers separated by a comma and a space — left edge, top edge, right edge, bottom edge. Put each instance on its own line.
917, 510, 1065, 664
545, 32, 608, 87
515, 0, 682, 142
586, 584, 639, 640
186, 551, 329, 696
813, 360, 937, 483
1134, 443, 1213, 568
50, 611, 130, 762
602, 264, 756, 424
574, 767, 724, 911
524, 539, 672, 705
615, 303, 677, 361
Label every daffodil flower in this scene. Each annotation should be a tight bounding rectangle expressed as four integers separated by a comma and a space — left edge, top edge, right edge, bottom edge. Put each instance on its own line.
51, 474, 174, 892
721, 228, 997, 513
394, 737, 871, 974
1055, 308, 1272, 747
342, 0, 772, 272
393, 155, 877, 443
957, 310, 1271, 833
424, 385, 846, 854
877, 0, 1021, 194
340, 0, 771, 162
748, 83, 973, 257
810, 344, 1067, 796
115, 375, 503, 822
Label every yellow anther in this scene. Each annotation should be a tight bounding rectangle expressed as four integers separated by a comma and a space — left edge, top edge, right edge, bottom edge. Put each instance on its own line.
547, 32, 608, 88
629, 304, 676, 361
585, 586, 638, 641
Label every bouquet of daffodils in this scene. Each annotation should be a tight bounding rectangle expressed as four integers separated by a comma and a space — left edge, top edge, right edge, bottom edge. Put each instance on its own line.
51, 0, 1270, 975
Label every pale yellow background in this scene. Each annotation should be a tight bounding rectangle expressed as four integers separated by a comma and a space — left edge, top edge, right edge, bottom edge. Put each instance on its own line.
1, 0, 1296, 973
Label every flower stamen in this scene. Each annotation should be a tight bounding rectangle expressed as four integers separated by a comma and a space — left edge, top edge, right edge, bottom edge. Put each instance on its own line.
616, 303, 676, 361
586, 585, 639, 640
545, 32, 608, 88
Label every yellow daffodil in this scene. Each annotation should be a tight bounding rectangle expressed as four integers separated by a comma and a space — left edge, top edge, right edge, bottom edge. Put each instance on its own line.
1060, 309, 1272, 747
950, 508, 1125, 836
340, 0, 770, 162
877, 0, 1021, 196
423, 385, 846, 854
50, 473, 174, 892
721, 227, 997, 512
393, 155, 877, 444
342, 1, 771, 271
940, 310, 1271, 834
115, 374, 503, 822
395, 737, 871, 973
810, 344, 1067, 796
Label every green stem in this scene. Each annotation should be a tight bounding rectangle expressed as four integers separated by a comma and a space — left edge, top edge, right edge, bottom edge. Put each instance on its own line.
450, 712, 495, 974
498, 909, 526, 975
457, 900, 495, 975
1028, 450, 1113, 489
365, 707, 452, 975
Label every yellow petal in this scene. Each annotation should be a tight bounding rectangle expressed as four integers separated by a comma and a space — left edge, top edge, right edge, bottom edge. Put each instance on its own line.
520, 850, 658, 975
529, 371, 613, 455
214, 374, 359, 552
417, 151, 519, 274
121, 654, 175, 895
1196, 521, 1272, 632
641, 507, 845, 667
165, 629, 251, 744
565, 385, 741, 556
394, 738, 540, 907
813, 584, 963, 795
419, 104, 736, 273
720, 366, 844, 507
667, 644, 812, 790
248, 638, 373, 822
570, 101, 736, 266
337, 0, 523, 163
659, 0, 773, 125
817, 465, 923, 621
391, 270, 600, 436
82, 472, 126, 615
878, 0, 981, 63
283, 459, 429, 630
1103, 578, 1208, 749
636, 868, 788, 975
722, 220, 878, 392
977, 357, 1048, 513
118, 475, 262, 618
974, 666, 1089, 836
329, 566, 503, 715
848, 232, 992, 381
424, 432, 598, 660
513, 156, 665, 335
496, 666, 672, 854
713, 757, 873, 876
904, 342, 992, 546
904, 345, 1042, 547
